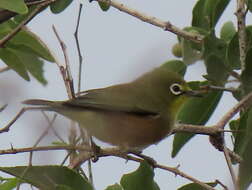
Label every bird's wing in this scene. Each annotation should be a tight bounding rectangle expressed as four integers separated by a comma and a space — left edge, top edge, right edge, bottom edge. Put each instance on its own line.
63, 86, 158, 116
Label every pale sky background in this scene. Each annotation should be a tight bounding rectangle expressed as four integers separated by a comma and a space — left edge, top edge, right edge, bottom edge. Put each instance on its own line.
0, 0, 248, 189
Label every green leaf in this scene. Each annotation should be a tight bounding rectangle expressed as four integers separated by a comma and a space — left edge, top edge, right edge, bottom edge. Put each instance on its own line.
120, 161, 160, 190
178, 27, 207, 65
241, 48, 252, 95
203, 33, 227, 60
0, 178, 19, 190
232, 108, 252, 156
0, 166, 93, 190
178, 182, 217, 190
98, 1, 110, 11
160, 60, 187, 76
11, 27, 55, 62
0, 0, 28, 14
181, 38, 202, 65
220, 21, 236, 42
238, 138, 252, 190
172, 81, 223, 157
8, 45, 47, 85
192, 0, 230, 29
205, 54, 229, 85
247, 0, 252, 13
50, 0, 73, 14
0, 48, 29, 81
105, 183, 124, 190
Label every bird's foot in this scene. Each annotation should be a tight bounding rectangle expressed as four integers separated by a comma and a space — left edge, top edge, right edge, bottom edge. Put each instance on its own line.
90, 141, 101, 162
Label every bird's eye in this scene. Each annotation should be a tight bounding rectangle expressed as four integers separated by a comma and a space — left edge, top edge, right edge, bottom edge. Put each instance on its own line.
170, 83, 183, 95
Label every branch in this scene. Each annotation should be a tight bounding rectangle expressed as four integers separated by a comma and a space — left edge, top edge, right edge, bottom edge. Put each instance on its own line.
235, 0, 247, 71
0, 0, 56, 47
0, 66, 10, 73
223, 146, 239, 190
94, 0, 204, 43
215, 91, 252, 129
173, 124, 225, 135
0, 145, 216, 190
52, 25, 75, 99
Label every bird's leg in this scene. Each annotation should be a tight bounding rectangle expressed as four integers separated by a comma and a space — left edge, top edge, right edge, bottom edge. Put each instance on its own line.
90, 138, 101, 162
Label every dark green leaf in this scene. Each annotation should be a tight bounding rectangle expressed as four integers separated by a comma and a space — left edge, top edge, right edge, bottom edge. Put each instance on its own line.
241, 48, 252, 95
203, 33, 227, 60
8, 45, 47, 85
233, 108, 252, 156
98, 1, 110, 11
247, 0, 252, 13
205, 54, 229, 85
50, 0, 73, 14
120, 161, 160, 190
178, 182, 217, 190
0, 166, 93, 190
160, 60, 187, 76
0, 48, 29, 81
192, 0, 230, 29
0, 0, 28, 14
105, 183, 124, 190
238, 137, 252, 190
0, 178, 19, 190
172, 81, 223, 157
220, 21, 236, 42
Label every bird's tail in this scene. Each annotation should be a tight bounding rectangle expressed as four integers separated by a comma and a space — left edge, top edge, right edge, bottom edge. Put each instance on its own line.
23, 99, 59, 107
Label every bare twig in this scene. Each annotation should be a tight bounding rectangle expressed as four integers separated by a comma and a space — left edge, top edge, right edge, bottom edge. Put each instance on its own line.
94, 0, 204, 43
29, 113, 57, 165
0, 107, 47, 133
215, 91, 252, 129
52, 25, 75, 99
215, 179, 228, 190
200, 85, 238, 93
0, 104, 7, 113
0, 0, 56, 47
173, 124, 228, 135
223, 146, 239, 190
0, 67, 10, 73
235, 0, 247, 71
74, 4, 84, 93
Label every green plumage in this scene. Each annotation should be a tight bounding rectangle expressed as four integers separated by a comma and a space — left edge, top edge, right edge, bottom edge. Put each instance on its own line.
24, 66, 193, 149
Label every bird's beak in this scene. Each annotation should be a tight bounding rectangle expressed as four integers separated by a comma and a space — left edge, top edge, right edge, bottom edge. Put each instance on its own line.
184, 90, 203, 97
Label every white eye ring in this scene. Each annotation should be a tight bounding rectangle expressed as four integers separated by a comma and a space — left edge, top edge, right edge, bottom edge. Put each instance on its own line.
170, 83, 183, 95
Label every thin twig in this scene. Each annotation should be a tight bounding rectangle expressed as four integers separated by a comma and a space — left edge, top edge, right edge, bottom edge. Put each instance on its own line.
94, 0, 204, 43
215, 179, 228, 190
236, 0, 247, 71
0, 0, 56, 47
0, 104, 7, 112
0, 67, 10, 73
215, 91, 252, 129
200, 85, 237, 93
223, 146, 239, 190
173, 124, 227, 135
52, 25, 75, 99
0, 107, 47, 133
29, 113, 57, 165
74, 4, 84, 93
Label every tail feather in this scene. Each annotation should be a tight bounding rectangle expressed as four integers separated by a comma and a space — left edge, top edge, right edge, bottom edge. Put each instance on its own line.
23, 99, 56, 106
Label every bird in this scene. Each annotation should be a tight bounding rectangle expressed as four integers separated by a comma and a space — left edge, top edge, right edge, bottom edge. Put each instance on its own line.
23, 64, 199, 150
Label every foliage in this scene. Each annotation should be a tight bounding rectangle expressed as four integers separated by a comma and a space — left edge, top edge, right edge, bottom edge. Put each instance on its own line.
0, 0, 252, 190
